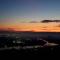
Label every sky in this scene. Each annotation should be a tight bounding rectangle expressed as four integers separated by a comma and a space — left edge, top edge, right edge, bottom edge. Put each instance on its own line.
0, 0, 60, 32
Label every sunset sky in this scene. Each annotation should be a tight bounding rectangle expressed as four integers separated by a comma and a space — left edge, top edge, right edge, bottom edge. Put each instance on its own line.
0, 0, 60, 32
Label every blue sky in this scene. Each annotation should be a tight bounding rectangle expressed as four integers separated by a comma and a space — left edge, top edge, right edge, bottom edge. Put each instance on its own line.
0, 0, 60, 23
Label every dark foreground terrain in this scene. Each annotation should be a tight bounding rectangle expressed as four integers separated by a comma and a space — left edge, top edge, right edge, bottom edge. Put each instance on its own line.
0, 32, 60, 57
0, 45, 60, 57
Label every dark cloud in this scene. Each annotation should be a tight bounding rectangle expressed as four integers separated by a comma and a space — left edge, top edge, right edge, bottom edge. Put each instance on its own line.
41, 20, 60, 23
29, 20, 60, 23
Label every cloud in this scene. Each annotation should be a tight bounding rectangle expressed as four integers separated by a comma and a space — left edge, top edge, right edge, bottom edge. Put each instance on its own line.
29, 21, 39, 23
56, 24, 60, 27
41, 20, 60, 23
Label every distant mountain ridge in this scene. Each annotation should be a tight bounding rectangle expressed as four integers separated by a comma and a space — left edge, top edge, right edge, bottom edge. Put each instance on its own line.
0, 28, 34, 33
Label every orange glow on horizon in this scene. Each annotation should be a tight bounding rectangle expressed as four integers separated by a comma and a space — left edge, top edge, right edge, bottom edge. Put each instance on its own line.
0, 23, 60, 32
